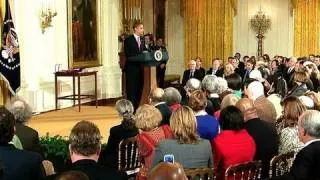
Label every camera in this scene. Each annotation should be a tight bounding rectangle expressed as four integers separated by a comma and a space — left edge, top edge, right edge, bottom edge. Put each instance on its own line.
163, 154, 174, 163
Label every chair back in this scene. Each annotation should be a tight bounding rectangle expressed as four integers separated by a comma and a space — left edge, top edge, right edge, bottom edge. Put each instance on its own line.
184, 167, 215, 180
225, 161, 262, 180
269, 151, 294, 178
118, 136, 141, 174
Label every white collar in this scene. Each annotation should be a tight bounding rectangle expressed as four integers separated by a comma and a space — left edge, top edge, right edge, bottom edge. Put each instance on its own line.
133, 33, 140, 41
154, 102, 166, 107
195, 110, 208, 116
303, 138, 320, 149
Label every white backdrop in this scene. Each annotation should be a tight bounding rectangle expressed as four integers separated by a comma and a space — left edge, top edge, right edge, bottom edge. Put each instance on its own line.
233, 0, 294, 58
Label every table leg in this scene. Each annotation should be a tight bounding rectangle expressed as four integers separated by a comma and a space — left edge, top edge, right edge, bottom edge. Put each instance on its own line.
55, 74, 58, 110
95, 72, 97, 108
78, 75, 81, 112
73, 76, 75, 106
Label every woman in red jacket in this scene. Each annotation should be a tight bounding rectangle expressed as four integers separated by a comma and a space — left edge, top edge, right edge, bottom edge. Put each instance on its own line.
212, 106, 256, 179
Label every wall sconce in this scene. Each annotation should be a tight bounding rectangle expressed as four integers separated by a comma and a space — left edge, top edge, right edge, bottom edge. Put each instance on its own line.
40, 0, 57, 34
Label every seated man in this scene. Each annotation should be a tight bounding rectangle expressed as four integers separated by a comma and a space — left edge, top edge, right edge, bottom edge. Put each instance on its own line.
207, 58, 224, 77
0, 106, 45, 180
48, 120, 121, 180
181, 60, 202, 87
275, 110, 320, 180
149, 88, 172, 125
6, 97, 42, 155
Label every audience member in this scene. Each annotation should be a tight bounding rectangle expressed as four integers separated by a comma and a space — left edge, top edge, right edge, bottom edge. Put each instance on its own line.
188, 90, 219, 140
181, 60, 202, 87
223, 63, 235, 78
266, 94, 283, 120
49, 120, 121, 180
152, 106, 213, 168
278, 96, 306, 154
299, 96, 314, 109
287, 70, 310, 97
135, 105, 172, 176
245, 80, 277, 123
0, 106, 45, 180
201, 75, 221, 115
163, 87, 182, 112
148, 162, 187, 180
6, 97, 42, 154
98, 99, 138, 168
56, 171, 89, 180
217, 94, 240, 119
236, 98, 278, 179
225, 73, 242, 98
212, 106, 255, 178
149, 88, 172, 125
195, 57, 206, 80
181, 78, 201, 105
207, 58, 223, 77
305, 91, 320, 110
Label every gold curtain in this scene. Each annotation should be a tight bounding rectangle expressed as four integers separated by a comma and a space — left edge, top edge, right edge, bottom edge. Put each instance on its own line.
183, 0, 236, 68
292, 0, 320, 57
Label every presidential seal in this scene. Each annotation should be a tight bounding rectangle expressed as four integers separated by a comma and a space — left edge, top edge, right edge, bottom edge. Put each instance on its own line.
154, 50, 163, 61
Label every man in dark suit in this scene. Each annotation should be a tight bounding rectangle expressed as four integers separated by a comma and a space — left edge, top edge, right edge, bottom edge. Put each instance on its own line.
48, 121, 121, 180
149, 88, 172, 125
155, 38, 167, 88
236, 98, 279, 179
181, 60, 202, 87
124, 22, 145, 110
0, 106, 45, 180
206, 58, 224, 77
6, 97, 42, 155
284, 57, 297, 89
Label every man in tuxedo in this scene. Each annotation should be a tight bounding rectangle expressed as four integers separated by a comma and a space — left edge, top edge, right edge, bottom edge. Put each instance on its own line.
274, 110, 320, 180
206, 58, 223, 77
124, 22, 144, 110
181, 60, 202, 87
0, 106, 45, 180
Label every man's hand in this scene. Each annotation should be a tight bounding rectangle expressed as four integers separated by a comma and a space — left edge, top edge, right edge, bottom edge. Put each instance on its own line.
160, 64, 166, 69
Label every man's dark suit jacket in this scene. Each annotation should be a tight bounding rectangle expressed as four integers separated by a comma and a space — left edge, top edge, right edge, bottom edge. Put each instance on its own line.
124, 35, 144, 109
0, 144, 45, 180
206, 68, 224, 77
99, 121, 138, 169
244, 118, 279, 179
284, 67, 295, 89
15, 123, 42, 155
47, 159, 121, 180
155, 103, 172, 125
181, 69, 202, 87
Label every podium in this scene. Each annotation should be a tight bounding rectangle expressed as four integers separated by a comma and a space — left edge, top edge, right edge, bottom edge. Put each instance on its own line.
127, 51, 169, 105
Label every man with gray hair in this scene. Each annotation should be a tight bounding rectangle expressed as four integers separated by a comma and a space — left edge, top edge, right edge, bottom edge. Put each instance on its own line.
201, 75, 220, 115
163, 87, 182, 112
6, 97, 42, 155
149, 88, 172, 125
275, 110, 320, 180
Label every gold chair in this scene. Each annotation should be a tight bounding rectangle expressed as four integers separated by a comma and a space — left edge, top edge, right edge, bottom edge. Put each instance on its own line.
184, 167, 215, 180
118, 136, 141, 177
225, 161, 262, 180
269, 151, 294, 178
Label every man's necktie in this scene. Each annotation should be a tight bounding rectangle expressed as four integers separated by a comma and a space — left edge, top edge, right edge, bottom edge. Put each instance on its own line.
190, 71, 193, 78
137, 37, 141, 49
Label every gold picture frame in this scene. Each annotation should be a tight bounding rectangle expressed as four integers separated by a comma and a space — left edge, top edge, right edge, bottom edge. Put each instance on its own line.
67, 0, 101, 68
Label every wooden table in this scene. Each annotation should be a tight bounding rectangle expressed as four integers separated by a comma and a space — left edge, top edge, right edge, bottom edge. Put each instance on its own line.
55, 71, 98, 112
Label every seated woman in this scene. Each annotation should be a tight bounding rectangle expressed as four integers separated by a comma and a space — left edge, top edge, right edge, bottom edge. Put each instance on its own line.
278, 96, 306, 154
188, 90, 220, 140
163, 87, 182, 112
287, 70, 310, 97
98, 99, 138, 168
152, 106, 213, 169
135, 105, 172, 175
212, 106, 256, 178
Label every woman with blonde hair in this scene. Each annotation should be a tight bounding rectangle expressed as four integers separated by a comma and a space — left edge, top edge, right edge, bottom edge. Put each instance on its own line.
135, 104, 172, 178
152, 106, 213, 169
223, 63, 235, 78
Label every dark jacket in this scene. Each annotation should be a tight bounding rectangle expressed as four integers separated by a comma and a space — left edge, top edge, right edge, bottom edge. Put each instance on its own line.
181, 69, 202, 87
155, 103, 172, 125
0, 144, 45, 180
15, 123, 42, 155
99, 120, 138, 169
206, 68, 224, 77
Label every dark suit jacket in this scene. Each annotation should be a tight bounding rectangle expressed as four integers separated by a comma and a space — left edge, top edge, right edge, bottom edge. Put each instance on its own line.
244, 118, 279, 179
155, 103, 172, 125
99, 121, 138, 169
15, 123, 42, 155
0, 144, 45, 180
181, 69, 202, 87
206, 68, 224, 77
284, 67, 295, 89
47, 159, 121, 180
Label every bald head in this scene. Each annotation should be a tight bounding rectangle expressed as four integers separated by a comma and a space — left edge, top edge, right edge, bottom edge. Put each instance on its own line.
150, 88, 165, 104
236, 98, 258, 121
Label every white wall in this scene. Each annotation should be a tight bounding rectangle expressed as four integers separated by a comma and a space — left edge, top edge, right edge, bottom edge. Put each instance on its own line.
233, 0, 294, 58
14, 0, 122, 113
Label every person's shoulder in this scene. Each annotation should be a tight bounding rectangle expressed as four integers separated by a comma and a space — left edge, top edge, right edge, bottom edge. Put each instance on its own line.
124, 35, 134, 42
